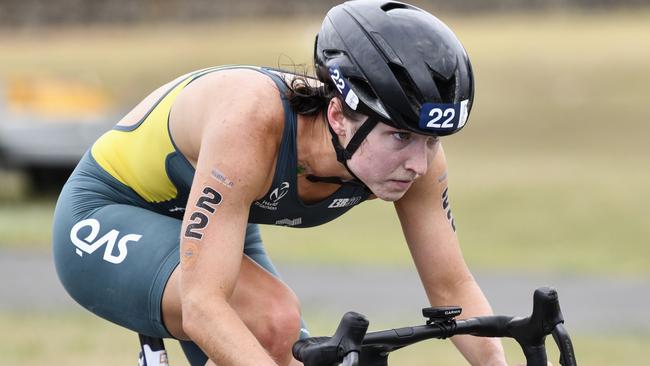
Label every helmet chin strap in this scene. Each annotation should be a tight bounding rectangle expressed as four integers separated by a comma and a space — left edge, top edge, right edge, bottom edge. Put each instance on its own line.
306, 116, 379, 192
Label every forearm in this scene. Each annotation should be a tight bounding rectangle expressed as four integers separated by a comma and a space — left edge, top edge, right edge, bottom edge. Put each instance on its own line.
445, 279, 507, 366
183, 296, 277, 366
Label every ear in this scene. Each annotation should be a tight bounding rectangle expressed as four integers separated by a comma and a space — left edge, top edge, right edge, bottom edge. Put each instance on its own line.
326, 97, 347, 137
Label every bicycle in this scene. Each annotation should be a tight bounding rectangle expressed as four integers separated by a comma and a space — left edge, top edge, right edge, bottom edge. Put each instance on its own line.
292, 287, 577, 366
137, 287, 576, 366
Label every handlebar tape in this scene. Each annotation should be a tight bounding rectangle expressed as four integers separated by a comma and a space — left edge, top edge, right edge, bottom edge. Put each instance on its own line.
553, 323, 578, 366
512, 287, 565, 366
293, 312, 369, 366
466, 287, 566, 366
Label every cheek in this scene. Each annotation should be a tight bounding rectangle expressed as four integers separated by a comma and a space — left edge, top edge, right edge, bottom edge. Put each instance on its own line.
352, 148, 400, 181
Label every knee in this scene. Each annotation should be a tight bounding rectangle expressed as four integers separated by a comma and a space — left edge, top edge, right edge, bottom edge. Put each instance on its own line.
253, 291, 302, 360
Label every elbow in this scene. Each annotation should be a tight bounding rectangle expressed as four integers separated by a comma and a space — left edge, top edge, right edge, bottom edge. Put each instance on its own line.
446, 270, 478, 298
428, 268, 477, 304
180, 293, 226, 340
180, 295, 202, 339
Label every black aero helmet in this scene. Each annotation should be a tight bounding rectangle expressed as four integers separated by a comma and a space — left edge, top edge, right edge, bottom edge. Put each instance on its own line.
315, 0, 474, 143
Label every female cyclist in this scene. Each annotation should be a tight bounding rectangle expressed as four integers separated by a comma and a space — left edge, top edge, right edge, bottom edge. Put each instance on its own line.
52, 1, 508, 365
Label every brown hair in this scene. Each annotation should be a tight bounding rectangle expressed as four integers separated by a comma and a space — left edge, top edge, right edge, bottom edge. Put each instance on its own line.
279, 65, 364, 121
286, 74, 332, 116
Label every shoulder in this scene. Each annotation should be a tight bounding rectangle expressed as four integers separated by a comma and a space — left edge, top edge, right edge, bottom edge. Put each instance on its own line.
173, 68, 290, 200
172, 67, 287, 157
183, 68, 286, 132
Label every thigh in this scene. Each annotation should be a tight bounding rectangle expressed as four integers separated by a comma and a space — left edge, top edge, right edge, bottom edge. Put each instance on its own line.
53, 196, 181, 338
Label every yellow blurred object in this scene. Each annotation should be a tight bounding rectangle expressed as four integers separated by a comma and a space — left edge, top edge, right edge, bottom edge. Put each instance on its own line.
5, 76, 113, 120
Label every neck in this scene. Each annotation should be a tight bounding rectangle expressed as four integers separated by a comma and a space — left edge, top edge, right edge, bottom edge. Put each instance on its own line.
296, 113, 353, 180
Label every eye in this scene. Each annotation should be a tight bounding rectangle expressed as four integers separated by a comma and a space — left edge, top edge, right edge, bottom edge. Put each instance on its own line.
393, 132, 412, 142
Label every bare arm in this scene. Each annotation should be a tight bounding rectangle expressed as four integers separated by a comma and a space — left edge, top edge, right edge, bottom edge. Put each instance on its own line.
394, 144, 507, 366
177, 72, 284, 366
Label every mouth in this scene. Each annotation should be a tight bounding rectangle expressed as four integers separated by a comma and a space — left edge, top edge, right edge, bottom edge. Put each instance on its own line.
389, 179, 414, 190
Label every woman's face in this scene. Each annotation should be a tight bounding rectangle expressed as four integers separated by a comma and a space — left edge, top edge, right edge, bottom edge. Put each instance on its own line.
346, 121, 439, 201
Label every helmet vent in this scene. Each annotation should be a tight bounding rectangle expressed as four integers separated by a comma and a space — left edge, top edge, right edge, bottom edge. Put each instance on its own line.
430, 69, 457, 103
348, 77, 376, 100
389, 62, 423, 109
380, 2, 409, 13
323, 49, 346, 59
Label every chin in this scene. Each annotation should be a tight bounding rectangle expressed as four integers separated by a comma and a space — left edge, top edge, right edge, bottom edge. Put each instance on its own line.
372, 188, 407, 202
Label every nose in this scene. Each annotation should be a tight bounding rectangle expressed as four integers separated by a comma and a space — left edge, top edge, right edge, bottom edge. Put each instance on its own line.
404, 142, 430, 178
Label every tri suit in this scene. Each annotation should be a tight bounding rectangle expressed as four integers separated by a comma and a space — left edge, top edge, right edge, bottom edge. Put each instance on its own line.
51, 66, 370, 365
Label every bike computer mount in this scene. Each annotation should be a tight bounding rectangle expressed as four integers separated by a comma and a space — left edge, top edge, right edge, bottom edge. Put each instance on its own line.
422, 306, 462, 325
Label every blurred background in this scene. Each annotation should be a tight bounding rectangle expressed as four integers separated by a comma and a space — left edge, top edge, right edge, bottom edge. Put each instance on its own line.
0, 0, 649, 365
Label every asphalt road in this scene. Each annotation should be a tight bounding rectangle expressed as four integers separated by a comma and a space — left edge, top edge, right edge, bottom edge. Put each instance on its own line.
2, 249, 649, 334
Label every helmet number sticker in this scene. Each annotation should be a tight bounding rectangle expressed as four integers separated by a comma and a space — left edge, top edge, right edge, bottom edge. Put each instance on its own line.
427, 108, 456, 128
419, 100, 469, 133
329, 66, 359, 110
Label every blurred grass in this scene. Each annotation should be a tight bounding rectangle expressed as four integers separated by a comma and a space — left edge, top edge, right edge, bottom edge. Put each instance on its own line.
0, 310, 648, 365
1, 11, 649, 275
0, 199, 56, 248
0, 20, 318, 105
